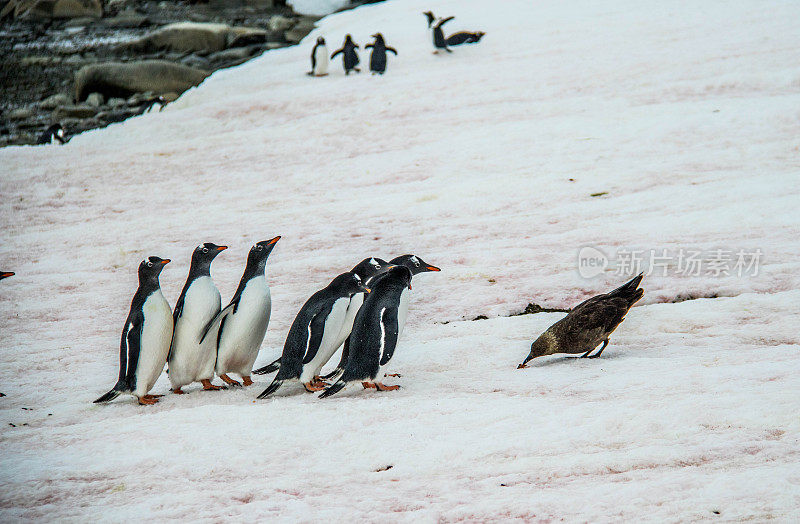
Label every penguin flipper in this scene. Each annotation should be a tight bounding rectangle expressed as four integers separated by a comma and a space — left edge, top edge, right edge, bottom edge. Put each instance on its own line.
386, 47, 398, 55
319, 380, 346, 399
122, 312, 144, 392
199, 303, 233, 345
331, 48, 343, 59
253, 357, 281, 375
301, 302, 335, 365
379, 306, 400, 366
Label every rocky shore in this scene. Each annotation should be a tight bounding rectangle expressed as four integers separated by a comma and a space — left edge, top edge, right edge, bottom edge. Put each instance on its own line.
0, 0, 344, 147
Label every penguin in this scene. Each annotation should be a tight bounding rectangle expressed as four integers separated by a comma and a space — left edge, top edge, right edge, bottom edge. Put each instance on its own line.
94, 256, 173, 405
0, 272, 14, 280
140, 96, 167, 114
446, 31, 485, 46
320, 265, 414, 398
365, 33, 397, 75
252, 257, 390, 376
203, 237, 280, 387
423, 11, 436, 28
518, 273, 644, 368
37, 123, 66, 145
431, 16, 455, 53
256, 271, 369, 398
330, 34, 360, 75
167, 243, 227, 394
322, 254, 440, 381
308, 36, 329, 77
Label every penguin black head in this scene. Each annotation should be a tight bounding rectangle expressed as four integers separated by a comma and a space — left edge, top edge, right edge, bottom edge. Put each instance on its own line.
390, 254, 441, 275
371, 33, 385, 45
316, 36, 326, 45
423, 11, 435, 28
330, 271, 371, 296
139, 256, 170, 284
0, 271, 14, 281
384, 265, 413, 289
247, 236, 280, 268
345, 34, 354, 44
191, 242, 227, 269
351, 257, 390, 284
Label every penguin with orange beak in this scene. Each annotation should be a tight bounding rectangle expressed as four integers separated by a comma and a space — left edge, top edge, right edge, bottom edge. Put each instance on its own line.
168, 243, 228, 394
95, 256, 173, 405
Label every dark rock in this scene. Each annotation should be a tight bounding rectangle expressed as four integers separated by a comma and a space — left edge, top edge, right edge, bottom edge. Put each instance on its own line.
74, 60, 209, 101
11, 0, 102, 20
284, 18, 315, 44
85, 92, 104, 106
9, 108, 34, 120
39, 93, 71, 109
53, 104, 97, 119
102, 9, 149, 28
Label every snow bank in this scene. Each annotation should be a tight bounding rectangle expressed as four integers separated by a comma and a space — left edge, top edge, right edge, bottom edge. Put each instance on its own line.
1, 0, 799, 520
288, 0, 350, 17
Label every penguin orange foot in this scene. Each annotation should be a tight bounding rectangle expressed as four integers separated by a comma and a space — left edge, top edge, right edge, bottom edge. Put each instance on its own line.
375, 383, 400, 391
172, 388, 185, 394
242, 376, 254, 386
201, 379, 224, 391
362, 382, 376, 389
303, 382, 326, 392
219, 374, 242, 387
138, 396, 159, 405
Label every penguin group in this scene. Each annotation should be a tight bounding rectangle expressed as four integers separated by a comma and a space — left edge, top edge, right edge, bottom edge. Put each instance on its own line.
93, 238, 442, 405
307, 9, 484, 76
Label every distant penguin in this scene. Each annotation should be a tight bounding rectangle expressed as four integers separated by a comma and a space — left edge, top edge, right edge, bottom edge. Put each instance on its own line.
203, 237, 280, 387
252, 257, 390, 376
365, 33, 397, 75
37, 124, 66, 145
423, 11, 436, 28
323, 254, 440, 381
140, 96, 167, 114
308, 36, 329, 76
431, 16, 455, 53
0, 272, 14, 280
256, 271, 369, 398
320, 266, 414, 398
94, 256, 173, 405
518, 274, 644, 368
446, 31, 485, 46
167, 243, 227, 394
331, 34, 360, 75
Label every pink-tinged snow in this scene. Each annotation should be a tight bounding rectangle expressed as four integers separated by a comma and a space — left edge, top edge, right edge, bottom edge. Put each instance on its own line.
1, 0, 799, 520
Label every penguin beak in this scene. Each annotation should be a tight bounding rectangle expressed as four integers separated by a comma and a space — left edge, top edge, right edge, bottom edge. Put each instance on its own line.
426, 265, 441, 272
0, 272, 14, 279
267, 236, 281, 245
364, 287, 371, 294
216, 246, 227, 251
160, 259, 170, 265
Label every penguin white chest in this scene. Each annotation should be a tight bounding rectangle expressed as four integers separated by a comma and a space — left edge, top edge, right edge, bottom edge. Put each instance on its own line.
313, 45, 329, 75
135, 290, 173, 396
169, 277, 221, 386
397, 288, 410, 339
217, 276, 271, 373
333, 292, 364, 349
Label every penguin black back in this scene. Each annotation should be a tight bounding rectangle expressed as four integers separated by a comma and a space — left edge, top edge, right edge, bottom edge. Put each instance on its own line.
432, 16, 455, 52
365, 33, 397, 74
172, 243, 227, 323
331, 34, 360, 74
320, 266, 412, 398
228, 237, 279, 314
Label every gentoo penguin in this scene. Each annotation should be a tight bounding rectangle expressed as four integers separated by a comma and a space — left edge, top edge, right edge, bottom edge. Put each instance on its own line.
167, 243, 227, 394
0, 272, 14, 280
308, 36, 329, 77
140, 96, 167, 114
518, 273, 644, 368
431, 16, 455, 53
322, 254, 440, 381
252, 257, 390, 376
365, 33, 397, 75
320, 266, 414, 398
94, 257, 173, 405
446, 31, 485, 46
203, 237, 280, 387
256, 271, 369, 398
37, 123, 66, 145
330, 34, 360, 75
